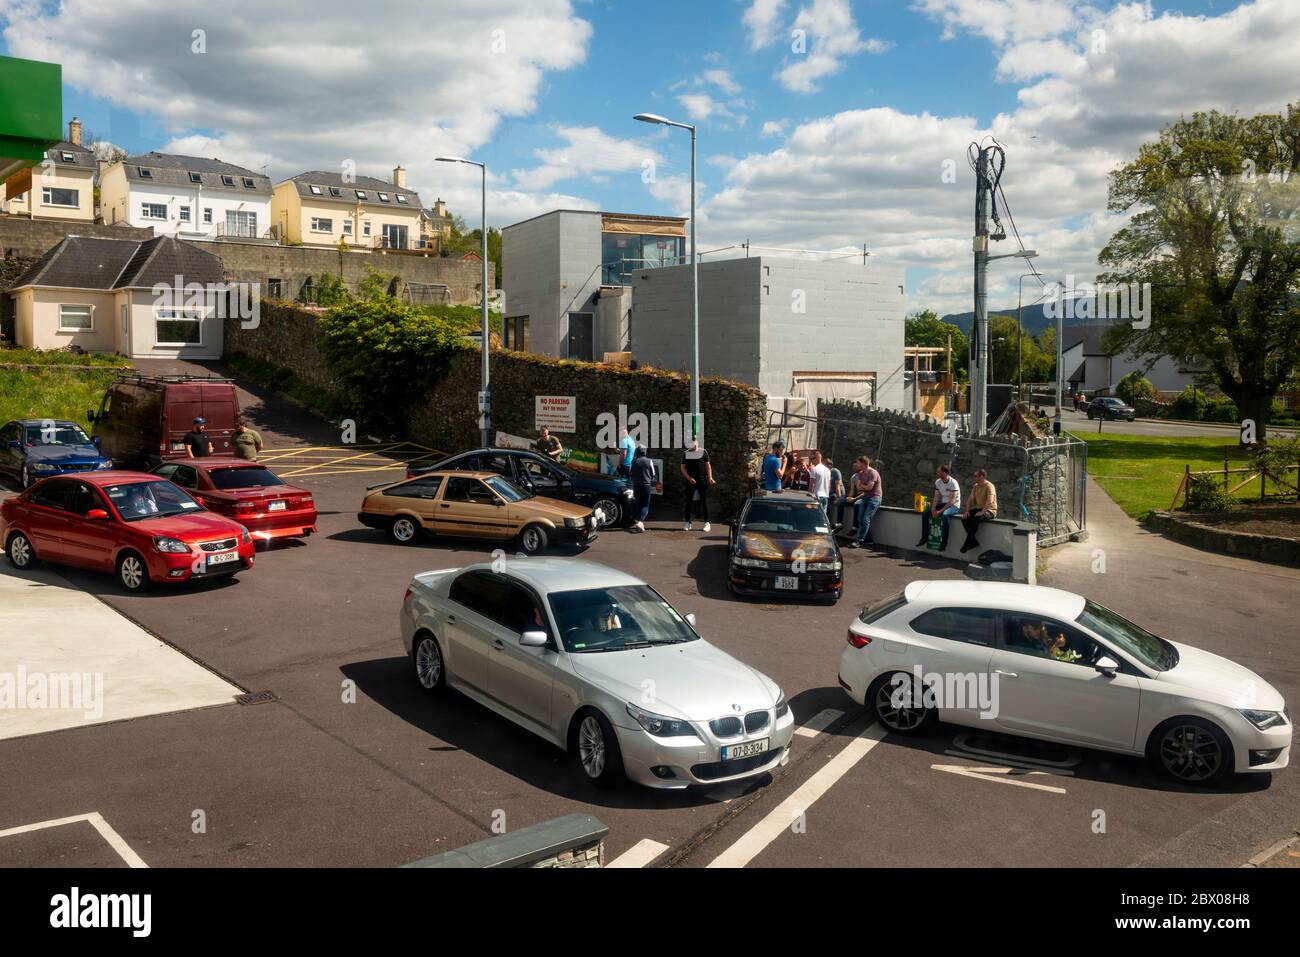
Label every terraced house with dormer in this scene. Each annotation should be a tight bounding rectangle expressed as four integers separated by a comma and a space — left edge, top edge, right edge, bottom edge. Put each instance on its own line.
271, 166, 421, 250
98, 152, 273, 240
3, 118, 95, 222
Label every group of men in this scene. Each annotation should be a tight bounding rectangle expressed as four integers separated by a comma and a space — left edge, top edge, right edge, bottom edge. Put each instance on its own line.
182, 417, 263, 461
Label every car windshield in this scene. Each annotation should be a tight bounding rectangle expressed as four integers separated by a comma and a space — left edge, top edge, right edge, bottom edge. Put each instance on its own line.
485, 474, 531, 501
1076, 600, 1178, 671
548, 585, 699, 653
104, 480, 202, 521
742, 501, 828, 533
23, 425, 91, 446
209, 466, 285, 490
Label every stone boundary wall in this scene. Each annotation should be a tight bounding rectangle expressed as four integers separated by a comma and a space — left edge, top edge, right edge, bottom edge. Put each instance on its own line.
1145, 510, 1300, 567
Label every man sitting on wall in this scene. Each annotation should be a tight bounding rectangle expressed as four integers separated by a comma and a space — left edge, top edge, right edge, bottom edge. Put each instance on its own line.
916, 463, 961, 550
959, 468, 998, 553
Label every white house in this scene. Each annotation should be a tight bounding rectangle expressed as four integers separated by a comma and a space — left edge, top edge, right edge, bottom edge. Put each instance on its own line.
1061, 324, 1204, 398
99, 152, 273, 240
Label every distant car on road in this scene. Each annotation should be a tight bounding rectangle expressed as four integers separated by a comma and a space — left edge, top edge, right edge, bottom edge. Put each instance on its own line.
401, 557, 795, 788
0, 419, 112, 487
728, 490, 843, 602
408, 447, 635, 527
2, 472, 255, 592
153, 458, 316, 543
360, 470, 598, 553
1086, 396, 1137, 421
839, 580, 1290, 784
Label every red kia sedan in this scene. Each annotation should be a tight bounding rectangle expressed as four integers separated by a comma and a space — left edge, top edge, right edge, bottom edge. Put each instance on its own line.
1, 472, 255, 592
152, 458, 317, 543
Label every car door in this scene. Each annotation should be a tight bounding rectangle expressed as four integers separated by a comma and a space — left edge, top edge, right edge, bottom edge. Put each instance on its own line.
990, 611, 1143, 751
444, 570, 509, 692
487, 580, 558, 730
904, 607, 998, 726
61, 482, 117, 570
22, 479, 78, 560
0, 421, 20, 477
436, 476, 512, 539
515, 456, 576, 505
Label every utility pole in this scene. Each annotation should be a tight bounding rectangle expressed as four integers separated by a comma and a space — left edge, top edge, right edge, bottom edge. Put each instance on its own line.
971, 147, 992, 435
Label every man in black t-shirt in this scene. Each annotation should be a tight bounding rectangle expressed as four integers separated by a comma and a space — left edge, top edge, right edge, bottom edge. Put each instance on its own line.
680, 439, 715, 533
184, 417, 212, 457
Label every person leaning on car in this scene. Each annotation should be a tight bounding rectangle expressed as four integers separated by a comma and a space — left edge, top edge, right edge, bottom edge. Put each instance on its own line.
231, 417, 263, 461
536, 427, 563, 462
184, 417, 212, 457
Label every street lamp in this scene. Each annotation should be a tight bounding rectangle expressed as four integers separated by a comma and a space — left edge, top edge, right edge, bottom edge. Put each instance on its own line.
634, 111, 699, 440
436, 155, 491, 447
972, 248, 1037, 434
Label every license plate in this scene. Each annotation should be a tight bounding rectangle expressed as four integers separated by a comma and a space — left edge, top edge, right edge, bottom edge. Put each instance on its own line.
774, 576, 799, 590
268, 500, 287, 511
722, 738, 769, 761
207, 551, 239, 566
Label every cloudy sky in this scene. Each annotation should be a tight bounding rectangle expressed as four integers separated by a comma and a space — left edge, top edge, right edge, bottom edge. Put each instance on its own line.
3, 0, 1298, 316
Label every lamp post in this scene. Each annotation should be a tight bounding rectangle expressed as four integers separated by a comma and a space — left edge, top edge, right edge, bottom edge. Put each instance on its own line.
436, 156, 490, 447
634, 111, 699, 440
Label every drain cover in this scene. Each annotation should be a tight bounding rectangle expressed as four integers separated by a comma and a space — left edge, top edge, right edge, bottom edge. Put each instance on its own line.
235, 690, 278, 706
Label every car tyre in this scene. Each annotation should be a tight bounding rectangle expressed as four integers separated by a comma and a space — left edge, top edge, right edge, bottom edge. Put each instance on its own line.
592, 496, 621, 528
574, 709, 625, 788
7, 531, 39, 569
116, 550, 151, 593
412, 632, 446, 694
388, 515, 420, 545
1148, 716, 1234, 785
868, 671, 935, 734
20, 465, 31, 488
518, 523, 549, 555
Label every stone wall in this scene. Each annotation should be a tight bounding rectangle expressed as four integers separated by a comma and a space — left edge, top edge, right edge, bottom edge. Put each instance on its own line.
223, 300, 336, 394
0, 217, 153, 259
816, 400, 1076, 543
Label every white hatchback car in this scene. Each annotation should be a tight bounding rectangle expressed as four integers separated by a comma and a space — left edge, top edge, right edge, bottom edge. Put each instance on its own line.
839, 581, 1291, 784
401, 558, 795, 789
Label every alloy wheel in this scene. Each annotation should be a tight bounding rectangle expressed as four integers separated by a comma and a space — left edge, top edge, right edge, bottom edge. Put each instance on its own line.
20, 466, 29, 488
578, 715, 606, 779
9, 535, 32, 568
1159, 724, 1224, 782
119, 555, 145, 591
593, 498, 620, 528
391, 518, 417, 543
414, 637, 442, 690
521, 527, 543, 553
874, 674, 929, 731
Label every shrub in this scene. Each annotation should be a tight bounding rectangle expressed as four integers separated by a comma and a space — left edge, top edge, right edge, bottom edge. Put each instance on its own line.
1204, 396, 1239, 422
1171, 385, 1208, 420
1115, 371, 1156, 405
1184, 475, 1234, 512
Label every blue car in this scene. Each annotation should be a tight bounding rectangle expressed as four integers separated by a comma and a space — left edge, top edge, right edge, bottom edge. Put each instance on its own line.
0, 419, 113, 488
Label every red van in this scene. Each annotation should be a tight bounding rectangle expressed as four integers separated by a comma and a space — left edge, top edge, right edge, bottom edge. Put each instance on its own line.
89, 374, 241, 470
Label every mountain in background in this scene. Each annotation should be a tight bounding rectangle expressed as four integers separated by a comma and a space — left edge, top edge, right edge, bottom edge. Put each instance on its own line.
940, 299, 1128, 338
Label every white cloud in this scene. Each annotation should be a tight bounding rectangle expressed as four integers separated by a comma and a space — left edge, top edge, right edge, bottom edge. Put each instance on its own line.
761, 120, 790, 137
756, 0, 894, 93
678, 93, 727, 122
512, 126, 661, 191
743, 0, 790, 50
911, 0, 1078, 45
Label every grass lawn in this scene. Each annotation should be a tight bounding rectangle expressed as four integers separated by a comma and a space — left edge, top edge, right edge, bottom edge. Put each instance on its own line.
0, 349, 131, 429
1070, 431, 1283, 520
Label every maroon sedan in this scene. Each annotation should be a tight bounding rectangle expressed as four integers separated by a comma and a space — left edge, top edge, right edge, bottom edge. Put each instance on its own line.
153, 458, 317, 543
1, 472, 256, 592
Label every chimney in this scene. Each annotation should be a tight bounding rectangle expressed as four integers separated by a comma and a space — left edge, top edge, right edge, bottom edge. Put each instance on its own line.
434, 198, 447, 218
393, 165, 406, 188
69, 117, 83, 146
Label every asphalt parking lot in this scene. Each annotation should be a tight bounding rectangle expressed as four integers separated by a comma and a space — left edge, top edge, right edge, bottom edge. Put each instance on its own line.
1, 363, 1297, 869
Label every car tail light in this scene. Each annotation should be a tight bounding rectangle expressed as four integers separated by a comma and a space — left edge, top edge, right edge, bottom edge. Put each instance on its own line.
406, 470, 415, 480
235, 500, 256, 513
403, 587, 412, 603
846, 629, 872, 649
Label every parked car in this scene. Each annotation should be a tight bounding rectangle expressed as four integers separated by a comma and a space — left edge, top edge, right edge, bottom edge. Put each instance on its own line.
1086, 396, 1137, 421
359, 470, 598, 553
839, 580, 1290, 784
153, 458, 316, 543
408, 447, 635, 528
88, 374, 241, 470
0, 419, 113, 488
1, 472, 255, 592
401, 557, 795, 788
728, 490, 843, 602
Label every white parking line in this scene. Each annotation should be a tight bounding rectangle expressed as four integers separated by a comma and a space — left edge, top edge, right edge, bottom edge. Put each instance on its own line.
607, 839, 669, 868
930, 764, 1067, 794
0, 812, 148, 867
794, 708, 843, 738
707, 723, 888, 868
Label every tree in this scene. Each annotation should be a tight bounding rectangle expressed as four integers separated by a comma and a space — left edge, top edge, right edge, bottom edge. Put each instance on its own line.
905, 309, 968, 380
1099, 104, 1300, 439
441, 216, 502, 288
1115, 371, 1157, 405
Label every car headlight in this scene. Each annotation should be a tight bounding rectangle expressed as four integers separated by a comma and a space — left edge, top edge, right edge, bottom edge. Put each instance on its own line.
33, 462, 57, 471
806, 560, 842, 572
1240, 709, 1286, 731
565, 517, 584, 529
626, 703, 699, 739
733, 556, 770, 568
95, 459, 113, 469
775, 692, 789, 719
239, 526, 251, 545
152, 536, 189, 554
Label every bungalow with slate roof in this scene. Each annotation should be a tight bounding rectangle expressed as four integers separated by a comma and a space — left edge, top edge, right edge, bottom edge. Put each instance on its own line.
98, 151, 273, 240
271, 166, 421, 250
8, 234, 229, 358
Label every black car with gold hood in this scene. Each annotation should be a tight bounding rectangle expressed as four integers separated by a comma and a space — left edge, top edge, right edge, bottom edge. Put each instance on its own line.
727, 490, 843, 602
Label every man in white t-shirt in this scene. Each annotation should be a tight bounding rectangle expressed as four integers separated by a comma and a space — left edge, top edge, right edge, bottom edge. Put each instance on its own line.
808, 450, 832, 516
917, 463, 962, 550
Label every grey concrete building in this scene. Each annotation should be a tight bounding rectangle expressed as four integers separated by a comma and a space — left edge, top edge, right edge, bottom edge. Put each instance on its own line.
500, 209, 686, 360
631, 256, 907, 408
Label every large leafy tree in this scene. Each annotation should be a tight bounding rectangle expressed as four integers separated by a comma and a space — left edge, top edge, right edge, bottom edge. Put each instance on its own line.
905, 309, 969, 381
1100, 104, 1300, 438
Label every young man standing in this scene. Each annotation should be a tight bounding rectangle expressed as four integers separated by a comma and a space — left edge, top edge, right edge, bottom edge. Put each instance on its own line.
808, 450, 832, 516
617, 427, 636, 477
231, 417, 263, 462
680, 439, 715, 532
848, 456, 882, 548
917, 463, 962, 550
184, 417, 212, 458
787, 451, 810, 492
536, 427, 563, 462
630, 447, 657, 532
960, 468, 998, 553
761, 440, 786, 491
825, 457, 844, 526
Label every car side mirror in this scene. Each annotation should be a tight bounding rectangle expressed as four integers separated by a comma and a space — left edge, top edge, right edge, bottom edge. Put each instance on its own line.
85, 509, 109, 520
520, 630, 549, 647
92, 436, 102, 447
1095, 656, 1119, 677
685, 613, 697, 627
6, 440, 18, 449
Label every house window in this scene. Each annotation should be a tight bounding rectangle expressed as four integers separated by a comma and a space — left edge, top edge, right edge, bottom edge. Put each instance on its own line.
329, 186, 342, 198
377, 192, 390, 203
189, 171, 202, 183
267, 278, 284, 298
242, 177, 256, 188
395, 194, 409, 204
226, 210, 257, 238
58, 304, 93, 331
309, 184, 323, 195
178, 206, 191, 222
362, 221, 371, 236
310, 217, 333, 232
137, 167, 153, 178
203, 208, 213, 224
342, 220, 352, 235
355, 190, 368, 200
155, 308, 203, 346
505, 316, 529, 351
221, 175, 235, 187
142, 203, 167, 219
41, 187, 79, 207
60, 151, 75, 163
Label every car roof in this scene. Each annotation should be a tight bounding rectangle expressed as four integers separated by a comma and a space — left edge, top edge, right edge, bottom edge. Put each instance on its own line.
406, 469, 498, 480
51, 470, 160, 487
746, 489, 819, 504
13, 418, 79, 427
902, 580, 1086, 619
178, 457, 264, 468
453, 557, 645, 593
